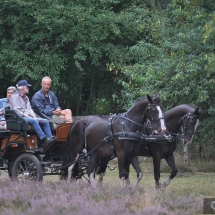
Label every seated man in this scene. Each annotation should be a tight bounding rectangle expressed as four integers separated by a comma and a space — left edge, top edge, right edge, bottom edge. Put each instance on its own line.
0, 86, 17, 130
31, 76, 72, 124
10, 80, 55, 149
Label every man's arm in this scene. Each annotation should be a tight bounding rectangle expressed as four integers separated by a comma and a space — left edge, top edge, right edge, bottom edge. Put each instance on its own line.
32, 93, 53, 117
0, 98, 7, 109
51, 92, 61, 110
10, 95, 28, 117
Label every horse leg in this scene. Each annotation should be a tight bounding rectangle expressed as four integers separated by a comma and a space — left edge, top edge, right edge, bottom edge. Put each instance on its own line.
117, 154, 128, 188
152, 155, 162, 189
87, 153, 98, 188
67, 153, 80, 183
160, 154, 178, 187
124, 158, 131, 186
129, 156, 143, 188
96, 158, 109, 184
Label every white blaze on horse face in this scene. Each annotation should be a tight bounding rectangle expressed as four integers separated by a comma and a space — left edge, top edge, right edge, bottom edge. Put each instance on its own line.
187, 119, 199, 144
157, 106, 166, 132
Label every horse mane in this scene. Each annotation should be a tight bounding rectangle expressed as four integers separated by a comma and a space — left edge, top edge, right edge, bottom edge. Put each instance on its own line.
135, 95, 160, 104
135, 96, 147, 103
165, 104, 200, 116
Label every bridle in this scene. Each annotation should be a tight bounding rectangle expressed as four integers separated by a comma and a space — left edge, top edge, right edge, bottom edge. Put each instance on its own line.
118, 102, 163, 133
146, 103, 164, 131
178, 113, 198, 138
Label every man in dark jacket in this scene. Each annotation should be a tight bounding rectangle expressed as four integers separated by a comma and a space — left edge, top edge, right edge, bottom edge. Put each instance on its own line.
31, 76, 72, 124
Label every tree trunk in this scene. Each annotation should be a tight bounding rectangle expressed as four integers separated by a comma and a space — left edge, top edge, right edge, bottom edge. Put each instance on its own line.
183, 144, 189, 165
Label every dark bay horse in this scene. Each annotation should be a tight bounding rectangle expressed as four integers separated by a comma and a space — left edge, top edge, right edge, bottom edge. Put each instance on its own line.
63, 94, 166, 187
96, 104, 201, 188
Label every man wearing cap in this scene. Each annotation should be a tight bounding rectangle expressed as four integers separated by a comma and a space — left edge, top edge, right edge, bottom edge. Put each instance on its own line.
10, 80, 55, 149
31, 76, 72, 124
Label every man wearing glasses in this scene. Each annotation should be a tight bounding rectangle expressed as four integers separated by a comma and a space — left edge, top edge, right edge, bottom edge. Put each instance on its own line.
0, 86, 17, 130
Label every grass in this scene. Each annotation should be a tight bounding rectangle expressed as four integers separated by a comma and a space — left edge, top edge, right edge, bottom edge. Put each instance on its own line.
102, 161, 215, 197
0, 156, 214, 215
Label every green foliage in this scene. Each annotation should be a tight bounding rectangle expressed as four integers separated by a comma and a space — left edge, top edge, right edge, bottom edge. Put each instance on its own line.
108, 0, 215, 147
1, 0, 215, 149
88, 98, 111, 115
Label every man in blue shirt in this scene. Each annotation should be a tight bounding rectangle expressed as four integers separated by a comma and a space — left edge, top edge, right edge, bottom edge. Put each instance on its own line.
31, 76, 72, 124
0, 86, 17, 130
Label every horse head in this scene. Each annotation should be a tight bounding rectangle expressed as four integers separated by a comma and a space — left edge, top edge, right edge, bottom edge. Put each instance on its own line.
125, 93, 165, 134
146, 93, 166, 134
179, 106, 202, 144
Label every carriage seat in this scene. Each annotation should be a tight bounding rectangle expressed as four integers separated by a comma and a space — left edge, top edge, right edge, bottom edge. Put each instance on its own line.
33, 109, 58, 131
4, 109, 34, 132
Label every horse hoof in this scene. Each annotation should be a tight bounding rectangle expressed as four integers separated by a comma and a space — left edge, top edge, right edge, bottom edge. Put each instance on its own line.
155, 183, 166, 190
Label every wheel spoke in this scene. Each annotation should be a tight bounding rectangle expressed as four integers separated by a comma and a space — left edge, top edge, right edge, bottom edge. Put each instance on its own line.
12, 154, 43, 183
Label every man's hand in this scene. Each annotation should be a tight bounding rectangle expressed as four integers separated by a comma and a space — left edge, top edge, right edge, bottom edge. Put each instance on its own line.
0, 108, 3, 116
53, 108, 62, 116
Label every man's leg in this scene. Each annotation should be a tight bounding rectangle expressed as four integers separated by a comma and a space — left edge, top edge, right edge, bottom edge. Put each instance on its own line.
23, 117, 46, 140
37, 118, 53, 138
60, 109, 72, 123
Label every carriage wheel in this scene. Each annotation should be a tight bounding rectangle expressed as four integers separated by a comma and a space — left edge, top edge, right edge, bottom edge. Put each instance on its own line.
11, 153, 43, 182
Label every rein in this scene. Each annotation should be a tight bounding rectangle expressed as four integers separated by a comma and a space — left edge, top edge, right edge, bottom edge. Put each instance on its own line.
57, 102, 164, 170
118, 102, 163, 132
179, 113, 197, 135
164, 112, 198, 141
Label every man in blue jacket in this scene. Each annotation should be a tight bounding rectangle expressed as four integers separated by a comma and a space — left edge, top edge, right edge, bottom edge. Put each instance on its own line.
0, 86, 17, 130
31, 76, 72, 124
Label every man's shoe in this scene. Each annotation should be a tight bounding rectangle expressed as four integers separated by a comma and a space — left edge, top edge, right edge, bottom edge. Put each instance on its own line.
38, 137, 47, 148
43, 137, 55, 151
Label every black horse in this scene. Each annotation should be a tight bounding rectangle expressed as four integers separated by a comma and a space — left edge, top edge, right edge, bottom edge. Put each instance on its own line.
96, 104, 201, 188
63, 94, 166, 187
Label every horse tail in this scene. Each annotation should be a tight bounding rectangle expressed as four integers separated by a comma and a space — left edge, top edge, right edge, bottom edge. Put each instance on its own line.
61, 121, 77, 179
61, 119, 87, 180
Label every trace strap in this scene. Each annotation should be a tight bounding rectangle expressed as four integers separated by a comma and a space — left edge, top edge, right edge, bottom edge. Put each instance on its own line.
55, 131, 175, 170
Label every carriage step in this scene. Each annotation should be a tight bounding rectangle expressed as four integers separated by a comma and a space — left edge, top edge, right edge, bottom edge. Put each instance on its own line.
28, 138, 56, 152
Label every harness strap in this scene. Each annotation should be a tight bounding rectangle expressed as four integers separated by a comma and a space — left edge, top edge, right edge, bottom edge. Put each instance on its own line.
108, 114, 117, 157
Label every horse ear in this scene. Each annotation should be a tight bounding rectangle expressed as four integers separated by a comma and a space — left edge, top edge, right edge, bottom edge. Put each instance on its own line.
155, 93, 160, 99
198, 107, 203, 114
155, 93, 161, 102
147, 94, 152, 103
194, 107, 199, 114
194, 107, 203, 115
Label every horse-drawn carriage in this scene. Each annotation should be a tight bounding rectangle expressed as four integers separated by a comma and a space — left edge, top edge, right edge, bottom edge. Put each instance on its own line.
0, 94, 202, 189
0, 108, 74, 182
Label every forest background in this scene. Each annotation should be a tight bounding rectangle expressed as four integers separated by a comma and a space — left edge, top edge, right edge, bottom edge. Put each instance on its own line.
0, 0, 215, 159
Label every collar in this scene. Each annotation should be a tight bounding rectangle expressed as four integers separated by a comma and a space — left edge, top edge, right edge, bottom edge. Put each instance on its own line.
39, 89, 53, 104
18, 92, 28, 100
